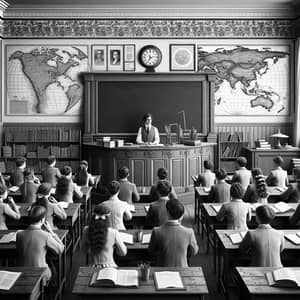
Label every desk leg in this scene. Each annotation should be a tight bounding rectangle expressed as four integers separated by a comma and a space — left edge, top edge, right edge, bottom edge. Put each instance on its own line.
213, 228, 217, 274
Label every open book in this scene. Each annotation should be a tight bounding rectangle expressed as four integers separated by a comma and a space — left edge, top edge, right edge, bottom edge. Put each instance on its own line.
118, 232, 134, 245
285, 233, 300, 245
0, 232, 16, 244
128, 204, 135, 213
271, 202, 294, 213
203, 187, 211, 193
154, 271, 186, 290
226, 231, 247, 244
276, 186, 288, 192
90, 268, 138, 288
8, 186, 19, 193
141, 233, 151, 244
265, 268, 300, 288
0, 271, 21, 290
58, 202, 69, 209
210, 204, 221, 213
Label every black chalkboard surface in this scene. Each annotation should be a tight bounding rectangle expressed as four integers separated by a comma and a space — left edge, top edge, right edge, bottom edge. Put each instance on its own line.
98, 81, 203, 134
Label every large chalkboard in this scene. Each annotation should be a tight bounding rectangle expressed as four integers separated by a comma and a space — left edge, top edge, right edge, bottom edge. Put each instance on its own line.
83, 73, 216, 137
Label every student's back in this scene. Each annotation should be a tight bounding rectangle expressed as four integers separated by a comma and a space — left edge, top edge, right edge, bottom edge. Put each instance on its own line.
42, 166, 61, 187
146, 198, 169, 227
208, 181, 230, 203
118, 179, 139, 203
196, 160, 216, 188
20, 180, 39, 203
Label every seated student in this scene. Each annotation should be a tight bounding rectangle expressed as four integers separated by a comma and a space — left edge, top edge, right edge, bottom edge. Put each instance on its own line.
243, 168, 269, 204
102, 181, 132, 230
42, 155, 61, 187
34, 183, 67, 230
55, 166, 83, 203
240, 205, 284, 267
0, 183, 20, 229
216, 183, 251, 230
232, 156, 252, 191
118, 166, 140, 203
148, 198, 198, 267
196, 160, 216, 188
16, 205, 64, 285
208, 169, 230, 203
266, 156, 288, 188
289, 199, 300, 226
146, 181, 173, 228
82, 204, 127, 267
74, 160, 95, 187
149, 168, 176, 202
19, 168, 40, 203
280, 168, 300, 203
10, 156, 26, 187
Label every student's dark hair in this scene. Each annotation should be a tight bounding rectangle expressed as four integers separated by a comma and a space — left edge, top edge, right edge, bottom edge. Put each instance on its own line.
204, 160, 213, 170
166, 198, 185, 219
236, 156, 247, 167
254, 174, 268, 198
107, 181, 120, 195
157, 181, 172, 197
37, 182, 52, 195
251, 168, 263, 178
16, 156, 26, 167
29, 205, 46, 223
273, 156, 283, 166
230, 182, 245, 199
24, 167, 34, 178
56, 176, 70, 195
119, 166, 129, 179
80, 160, 88, 167
216, 169, 227, 180
75, 165, 88, 186
143, 113, 152, 122
256, 205, 275, 224
35, 196, 49, 211
47, 155, 56, 165
60, 165, 72, 176
157, 168, 168, 180
0, 183, 7, 195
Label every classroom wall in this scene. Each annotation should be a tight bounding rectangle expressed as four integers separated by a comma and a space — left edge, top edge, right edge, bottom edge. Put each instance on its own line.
0, 18, 296, 145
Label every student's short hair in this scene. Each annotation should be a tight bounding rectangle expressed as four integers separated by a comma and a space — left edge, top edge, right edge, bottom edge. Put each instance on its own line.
230, 182, 245, 199
273, 156, 283, 166
37, 182, 52, 195
119, 166, 129, 179
236, 156, 247, 167
16, 156, 26, 167
80, 160, 88, 167
216, 169, 227, 180
29, 205, 46, 223
24, 167, 34, 178
256, 205, 275, 224
47, 155, 56, 165
107, 181, 120, 195
60, 165, 72, 176
166, 198, 185, 219
35, 197, 48, 210
0, 183, 7, 195
157, 168, 168, 180
157, 181, 172, 197
143, 113, 152, 122
252, 168, 263, 178
204, 160, 213, 170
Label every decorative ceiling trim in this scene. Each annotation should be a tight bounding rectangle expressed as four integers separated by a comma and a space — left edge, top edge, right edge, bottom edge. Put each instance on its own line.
2, 19, 294, 38
0, 0, 9, 17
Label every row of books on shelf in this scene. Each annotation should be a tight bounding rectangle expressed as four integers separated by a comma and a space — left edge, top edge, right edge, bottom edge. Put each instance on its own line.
292, 158, 300, 168
3, 127, 81, 142
219, 131, 248, 142
2, 145, 80, 159
221, 143, 244, 158
255, 139, 271, 149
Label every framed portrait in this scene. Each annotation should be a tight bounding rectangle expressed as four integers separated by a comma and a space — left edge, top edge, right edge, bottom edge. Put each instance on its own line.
107, 45, 123, 71
170, 44, 195, 71
92, 45, 107, 71
124, 44, 135, 71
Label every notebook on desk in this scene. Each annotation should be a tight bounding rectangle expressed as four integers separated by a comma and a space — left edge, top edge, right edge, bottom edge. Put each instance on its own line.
154, 271, 186, 291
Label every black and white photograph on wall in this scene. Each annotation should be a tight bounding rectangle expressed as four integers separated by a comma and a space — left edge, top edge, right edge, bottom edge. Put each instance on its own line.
124, 45, 136, 71
92, 45, 107, 71
170, 44, 195, 71
108, 45, 123, 71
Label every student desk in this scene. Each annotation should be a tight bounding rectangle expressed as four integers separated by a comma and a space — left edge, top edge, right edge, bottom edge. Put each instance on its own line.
216, 229, 300, 295
72, 266, 208, 300
124, 203, 147, 228
0, 229, 68, 300
0, 267, 46, 300
236, 267, 300, 300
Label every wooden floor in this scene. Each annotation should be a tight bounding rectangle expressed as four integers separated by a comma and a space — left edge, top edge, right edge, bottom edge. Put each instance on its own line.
62, 192, 237, 300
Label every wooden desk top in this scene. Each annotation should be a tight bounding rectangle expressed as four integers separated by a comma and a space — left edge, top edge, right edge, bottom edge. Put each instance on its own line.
72, 266, 208, 296
0, 267, 46, 299
236, 267, 300, 296
130, 203, 148, 218
120, 229, 152, 250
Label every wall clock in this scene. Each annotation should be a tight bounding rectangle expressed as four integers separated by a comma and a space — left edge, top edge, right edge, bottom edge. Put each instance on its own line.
138, 45, 162, 72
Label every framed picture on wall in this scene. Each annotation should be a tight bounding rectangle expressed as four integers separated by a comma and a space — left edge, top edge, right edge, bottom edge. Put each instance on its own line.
107, 45, 123, 71
124, 44, 135, 71
170, 44, 195, 71
92, 45, 107, 71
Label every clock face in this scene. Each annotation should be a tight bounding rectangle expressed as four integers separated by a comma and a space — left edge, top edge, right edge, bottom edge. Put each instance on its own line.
139, 46, 162, 70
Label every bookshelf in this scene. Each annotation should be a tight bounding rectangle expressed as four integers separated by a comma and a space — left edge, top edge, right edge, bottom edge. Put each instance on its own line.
218, 132, 249, 173
1, 123, 81, 174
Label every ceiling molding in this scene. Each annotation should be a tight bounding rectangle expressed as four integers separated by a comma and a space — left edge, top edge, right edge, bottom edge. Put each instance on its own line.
0, 0, 9, 17
3, 6, 297, 19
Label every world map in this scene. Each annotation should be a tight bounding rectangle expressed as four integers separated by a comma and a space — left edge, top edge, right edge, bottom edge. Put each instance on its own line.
7, 45, 88, 115
197, 45, 290, 116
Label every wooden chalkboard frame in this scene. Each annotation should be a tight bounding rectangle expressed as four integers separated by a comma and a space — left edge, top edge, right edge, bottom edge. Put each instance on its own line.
82, 72, 216, 141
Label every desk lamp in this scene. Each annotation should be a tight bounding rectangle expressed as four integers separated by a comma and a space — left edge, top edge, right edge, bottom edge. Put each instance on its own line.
270, 129, 289, 149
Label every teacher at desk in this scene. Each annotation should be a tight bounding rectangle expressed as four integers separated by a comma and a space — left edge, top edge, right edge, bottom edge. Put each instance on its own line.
136, 113, 160, 145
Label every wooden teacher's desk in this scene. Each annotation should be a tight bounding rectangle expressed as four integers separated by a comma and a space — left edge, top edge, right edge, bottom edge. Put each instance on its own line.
73, 266, 208, 300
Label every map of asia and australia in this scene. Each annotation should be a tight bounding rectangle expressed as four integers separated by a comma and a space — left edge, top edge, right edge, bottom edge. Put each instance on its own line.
7, 46, 88, 115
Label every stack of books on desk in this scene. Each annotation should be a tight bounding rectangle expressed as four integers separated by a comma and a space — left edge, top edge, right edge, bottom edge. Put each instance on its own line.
255, 139, 271, 149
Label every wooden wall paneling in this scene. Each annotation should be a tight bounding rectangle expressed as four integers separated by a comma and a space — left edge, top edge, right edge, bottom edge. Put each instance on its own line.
130, 159, 147, 187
